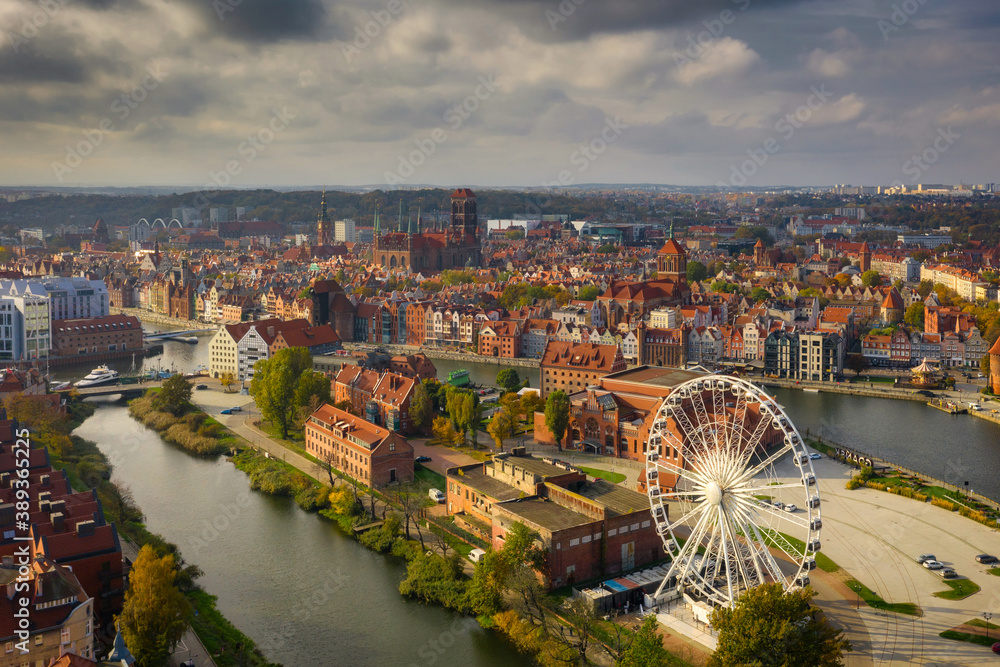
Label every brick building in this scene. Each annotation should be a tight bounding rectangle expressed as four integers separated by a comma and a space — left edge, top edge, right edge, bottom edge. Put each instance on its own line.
50, 315, 143, 360
540, 341, 626, 397
478, 320, 522, 358
331, 364, 416, 433
304, 404, 413, 487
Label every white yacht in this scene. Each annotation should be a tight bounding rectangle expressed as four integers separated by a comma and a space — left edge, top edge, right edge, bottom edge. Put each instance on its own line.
75, 366, 120, 389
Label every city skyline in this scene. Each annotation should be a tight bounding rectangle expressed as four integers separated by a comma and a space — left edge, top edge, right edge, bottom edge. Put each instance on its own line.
2, 0, 999, 188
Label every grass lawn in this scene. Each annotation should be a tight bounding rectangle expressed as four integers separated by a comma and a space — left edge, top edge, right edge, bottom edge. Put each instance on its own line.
759, 528, 840, 574
934, 578, 981, 600
427, 521, 475, 557
845, 579, 922, 616
414, 463, 447, 491
578, 466, 627, 484
804, 438, 837, 457
967, 618, 1000, 631
988, 567, 1000, 577
939, 630, 995, 647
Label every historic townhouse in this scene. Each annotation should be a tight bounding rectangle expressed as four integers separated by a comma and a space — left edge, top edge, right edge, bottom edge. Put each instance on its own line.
304, 404, 413, 487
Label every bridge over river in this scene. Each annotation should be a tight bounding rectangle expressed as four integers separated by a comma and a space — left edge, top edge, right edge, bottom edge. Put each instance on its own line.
57, 380, 165, 400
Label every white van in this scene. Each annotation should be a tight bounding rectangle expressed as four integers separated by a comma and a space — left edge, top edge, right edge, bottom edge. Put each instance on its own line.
468, 548, 487, 563
428, 488, 445, 503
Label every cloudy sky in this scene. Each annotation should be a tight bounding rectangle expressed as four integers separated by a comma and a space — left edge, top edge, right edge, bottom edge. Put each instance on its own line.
2, 0, 998, 188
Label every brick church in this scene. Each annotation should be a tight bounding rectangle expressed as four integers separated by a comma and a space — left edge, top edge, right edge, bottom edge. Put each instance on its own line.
374, 188, 481, 271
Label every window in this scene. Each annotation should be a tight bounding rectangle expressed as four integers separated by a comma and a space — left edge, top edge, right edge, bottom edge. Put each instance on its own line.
34, 635, 42, 646
61, 628, 70, 644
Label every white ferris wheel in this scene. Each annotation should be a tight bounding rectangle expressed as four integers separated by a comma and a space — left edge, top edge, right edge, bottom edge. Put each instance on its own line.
645, 375, 822, 607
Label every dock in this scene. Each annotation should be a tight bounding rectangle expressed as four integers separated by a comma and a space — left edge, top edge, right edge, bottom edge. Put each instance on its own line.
927, 400, 967, 414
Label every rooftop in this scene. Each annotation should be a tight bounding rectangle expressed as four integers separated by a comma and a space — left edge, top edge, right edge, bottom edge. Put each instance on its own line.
497, 497, 593, 532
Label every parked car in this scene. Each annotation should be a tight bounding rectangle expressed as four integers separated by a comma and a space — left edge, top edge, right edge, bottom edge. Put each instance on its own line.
992, 641, 1000, 654
415, 456, 431, 464
229, 406, 243, 412
220, 409, 232, 415
784, 504, 798, 513
772, 501, 785, 510
975, 554, 998, 564
938, 568, 958, 579
916, 553, 936, 564
428, 488, 445, 503
195, 383, 208, 390
922, 560, 944, 570
809, 453, 822, 460
468, 548, 487, 563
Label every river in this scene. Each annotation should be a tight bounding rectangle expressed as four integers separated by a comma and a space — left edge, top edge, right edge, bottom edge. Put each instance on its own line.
74, 406, 526, 667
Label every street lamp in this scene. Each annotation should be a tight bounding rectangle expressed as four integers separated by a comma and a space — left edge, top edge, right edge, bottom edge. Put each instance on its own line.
984, 612, 993, 641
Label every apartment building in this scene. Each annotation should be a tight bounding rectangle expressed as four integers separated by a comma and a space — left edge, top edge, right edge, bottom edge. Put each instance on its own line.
304, 404, 413, 487
540, 341, 626, 397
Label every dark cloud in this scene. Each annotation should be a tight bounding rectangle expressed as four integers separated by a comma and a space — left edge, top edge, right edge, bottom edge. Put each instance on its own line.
177, 0, 332, 42
449, 0, 802, 40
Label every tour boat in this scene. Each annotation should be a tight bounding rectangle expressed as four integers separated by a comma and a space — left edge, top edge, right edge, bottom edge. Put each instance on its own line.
802, 388, 820, 393
49, 380, 71, 391
447, 369, 471, 387
75, 366, 120, 389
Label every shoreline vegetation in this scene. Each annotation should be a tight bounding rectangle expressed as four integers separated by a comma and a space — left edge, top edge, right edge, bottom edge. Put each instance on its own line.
53, 397, 280, 667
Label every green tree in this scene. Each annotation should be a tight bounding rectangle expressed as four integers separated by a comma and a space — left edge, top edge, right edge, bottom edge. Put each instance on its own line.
860, 270, 883, 287
904, 302, 925, 330
294, 368, 331, 409
916, 279, 934, 298
577, 285, 600, 301
845, 353, 867, 376
709, 583, 851, 667
733, 225, 774, 245
616, 615, 672, 667
520, 390, 544, 417
497, 368, 522, 393
410, 382, 433, 432
250, 347, 315, 438
488, 406, 517, 451
981, 353, 991, 377
750, 287, 770, 303
154, 375, 192, 416
544, 390, 570, 451
686, 260, 708, 283
119, 545, 192, 667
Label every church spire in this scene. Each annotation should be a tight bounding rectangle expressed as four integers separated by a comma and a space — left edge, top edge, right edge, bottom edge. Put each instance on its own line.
398, 199, 403, 233
668, 221, 674, 240
374, 202, 380, 235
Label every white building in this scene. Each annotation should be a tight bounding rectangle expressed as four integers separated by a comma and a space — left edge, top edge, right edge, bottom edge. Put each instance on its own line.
648, 307, 677, 329
0, 278, 108, 322
334, 219, 357, 243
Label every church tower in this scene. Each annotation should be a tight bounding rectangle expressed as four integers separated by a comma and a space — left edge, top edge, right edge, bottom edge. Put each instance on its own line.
860, 241, 872, 273
451, 188, 478, 237
317, 191, 331, 246
656, 224, 687, 282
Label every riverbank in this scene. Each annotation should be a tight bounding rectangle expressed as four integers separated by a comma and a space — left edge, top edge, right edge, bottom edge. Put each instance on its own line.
342, 341, 540, 368
762, 377, 929, 402
111, 306, 213, 330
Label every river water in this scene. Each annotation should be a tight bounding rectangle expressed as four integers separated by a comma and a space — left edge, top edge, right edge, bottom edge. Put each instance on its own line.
74, 406, 525, 667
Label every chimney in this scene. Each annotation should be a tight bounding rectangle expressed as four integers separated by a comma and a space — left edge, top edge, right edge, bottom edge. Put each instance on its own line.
49, 499, 66, 515
40, 474, 50, 488
76, 520, 96, 537
0, 504, 14, 525
51, 512, 65, 532
0, 472, 8, 488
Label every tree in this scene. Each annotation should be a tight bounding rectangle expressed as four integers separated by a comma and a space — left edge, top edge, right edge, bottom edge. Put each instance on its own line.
431, 416, 462, 447
154, 375, 192, 416
488, 407, 517, 451
733, 225, 774, 246
219, 371, 235, 393
577, 285, 600, 301
860, 270, 883, 287
916, 279, 934, 298
845, 353, 867, 376
709, 583, 851, 667
750, 287, 770, 303
686, 260, 708, 283
904, 302, 925, 330
497, 368, 522, 393
250, 347, 323, 439
982, 353, 992, 377
544, 390, 570, 451
119, 545, 192, 667
616, 615, 672, 667
332, 399, 355, 414
410, 382, 433, 432
520, 390, 544, 417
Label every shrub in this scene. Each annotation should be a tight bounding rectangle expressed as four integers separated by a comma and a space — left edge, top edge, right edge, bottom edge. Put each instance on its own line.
358, 515, 401, 553
931, 498, 957, 511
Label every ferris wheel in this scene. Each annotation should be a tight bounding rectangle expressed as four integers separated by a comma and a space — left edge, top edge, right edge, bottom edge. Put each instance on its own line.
645, 375, 822, 607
